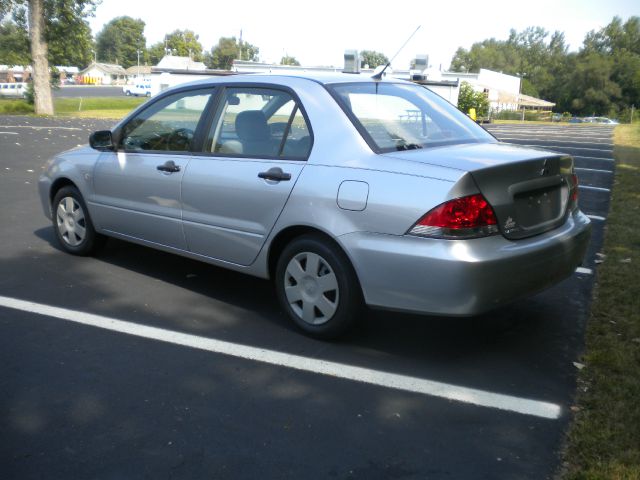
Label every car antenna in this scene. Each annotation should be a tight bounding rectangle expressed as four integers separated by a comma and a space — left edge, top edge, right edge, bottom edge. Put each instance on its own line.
372, 25, 421, 81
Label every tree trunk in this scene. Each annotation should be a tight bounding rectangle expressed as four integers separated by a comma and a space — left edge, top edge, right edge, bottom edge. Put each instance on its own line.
28, 0, 54, 115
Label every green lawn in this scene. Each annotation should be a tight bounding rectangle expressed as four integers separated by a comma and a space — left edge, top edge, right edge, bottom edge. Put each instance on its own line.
0, 96, 146, 119
561, 124, 640, 479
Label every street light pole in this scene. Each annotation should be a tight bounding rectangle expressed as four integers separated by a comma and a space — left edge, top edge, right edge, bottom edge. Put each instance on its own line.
137, 50, 141, 78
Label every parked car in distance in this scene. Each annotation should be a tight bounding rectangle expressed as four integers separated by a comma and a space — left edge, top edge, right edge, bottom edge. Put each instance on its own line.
0, 82, 27, 98
39, 73, 592, 339
122, 81, 151, 97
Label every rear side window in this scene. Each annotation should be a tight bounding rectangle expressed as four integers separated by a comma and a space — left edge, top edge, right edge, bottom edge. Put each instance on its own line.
207, 87, 311, 159
329, 82, 494, 152
120, 89, 213, 152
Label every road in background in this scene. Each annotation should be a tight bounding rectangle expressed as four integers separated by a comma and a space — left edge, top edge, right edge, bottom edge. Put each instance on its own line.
54, 85, 123, 98
0, 118, 613, 479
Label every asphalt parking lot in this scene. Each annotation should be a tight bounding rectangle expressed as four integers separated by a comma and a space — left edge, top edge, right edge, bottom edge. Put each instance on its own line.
0, 117, 614, 479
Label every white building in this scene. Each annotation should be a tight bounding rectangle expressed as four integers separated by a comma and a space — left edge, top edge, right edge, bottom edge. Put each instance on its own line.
78, 62, 127, 85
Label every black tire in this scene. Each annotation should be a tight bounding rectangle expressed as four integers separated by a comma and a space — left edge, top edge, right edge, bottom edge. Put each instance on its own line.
275, 234, 362, 340
51, 186, 105, 256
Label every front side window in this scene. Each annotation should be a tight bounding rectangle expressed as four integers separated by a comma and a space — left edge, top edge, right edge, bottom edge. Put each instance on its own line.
207, 87, 311, 159
120, 89, 213, 152
329, 82, 495, 153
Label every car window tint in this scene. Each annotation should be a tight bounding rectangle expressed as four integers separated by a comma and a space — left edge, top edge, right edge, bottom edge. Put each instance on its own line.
330, 83, 494, 152
121, 90, 212, 152
208, 87, 310, 159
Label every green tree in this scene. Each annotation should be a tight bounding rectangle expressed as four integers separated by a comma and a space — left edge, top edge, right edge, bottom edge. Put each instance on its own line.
280, 55, 300, 66
96, 16, 146, 68
161, 29, 204, 61
204, 36, 259, 70
0, 18, 30, 65
457, 81, 489, 117
360, 50, 388, 68
146, 41, 166, 65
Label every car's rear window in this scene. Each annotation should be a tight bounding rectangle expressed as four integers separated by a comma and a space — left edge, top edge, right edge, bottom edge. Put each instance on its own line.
328, 82, 494, 153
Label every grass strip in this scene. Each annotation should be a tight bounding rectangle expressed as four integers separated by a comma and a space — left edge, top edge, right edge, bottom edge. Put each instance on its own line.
562, 124, 640, 479
0, 96, 146, 119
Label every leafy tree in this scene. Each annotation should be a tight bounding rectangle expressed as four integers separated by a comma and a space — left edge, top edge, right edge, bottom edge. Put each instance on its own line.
146, 41, 166, 65
360, 50, 388, 68
161, 29, 204, 61
96, 16, 146, 68
205, 36, 259, 70
457, 81, 489, 117
280, 55, 300, 66
0, 18, 30, 65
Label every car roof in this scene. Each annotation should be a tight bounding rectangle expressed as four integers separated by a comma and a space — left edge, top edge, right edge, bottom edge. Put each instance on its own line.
182, 71, 410, 88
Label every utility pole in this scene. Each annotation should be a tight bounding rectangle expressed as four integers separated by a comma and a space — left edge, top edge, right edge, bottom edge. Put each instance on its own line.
137, 50, 141, 78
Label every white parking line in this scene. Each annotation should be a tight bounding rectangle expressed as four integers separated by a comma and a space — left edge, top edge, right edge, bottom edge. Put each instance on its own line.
574, 155, 614, 162
575, 167, 613, 174
579, 185, 611, 192
0, 125, 83, 130
0, 131, 19, 135
521, 144, 613, 153
0, 295, 562, 420
587, 215, 606, 221
576, 267, 593, 275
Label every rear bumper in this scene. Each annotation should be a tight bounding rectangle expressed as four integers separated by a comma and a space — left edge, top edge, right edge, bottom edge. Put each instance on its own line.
340, 209, 591, 316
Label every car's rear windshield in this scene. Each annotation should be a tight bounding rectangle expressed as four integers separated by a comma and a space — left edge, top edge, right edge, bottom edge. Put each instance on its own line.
328, 82, 495, 153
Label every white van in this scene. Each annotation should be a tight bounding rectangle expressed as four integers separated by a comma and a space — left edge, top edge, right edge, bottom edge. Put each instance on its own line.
0, 82, 27, 98
122, 82, 151, 97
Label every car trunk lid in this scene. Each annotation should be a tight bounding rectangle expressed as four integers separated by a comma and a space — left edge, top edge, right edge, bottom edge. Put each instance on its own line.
383, 142, 574, 239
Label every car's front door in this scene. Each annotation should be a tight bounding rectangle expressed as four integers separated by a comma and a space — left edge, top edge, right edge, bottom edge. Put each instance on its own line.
181, 86, 313, 265
91, 88, 214, 250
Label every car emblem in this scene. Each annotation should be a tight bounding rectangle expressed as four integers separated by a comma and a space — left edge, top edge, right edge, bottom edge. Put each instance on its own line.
504, 217, 516, 230
540, 159, 550, 176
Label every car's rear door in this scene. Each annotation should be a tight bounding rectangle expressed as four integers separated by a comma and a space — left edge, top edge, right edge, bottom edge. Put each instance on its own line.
181, 85, 312, 265
91, 88, 214, 250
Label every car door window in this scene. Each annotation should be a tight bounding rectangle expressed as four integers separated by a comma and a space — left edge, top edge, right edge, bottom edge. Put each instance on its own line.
120, 89, 213, 152
207, 87, 311, 159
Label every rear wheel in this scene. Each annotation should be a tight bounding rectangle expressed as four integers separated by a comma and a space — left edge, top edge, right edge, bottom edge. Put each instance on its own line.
52, 186, 104, 256
275, 234, 361, 339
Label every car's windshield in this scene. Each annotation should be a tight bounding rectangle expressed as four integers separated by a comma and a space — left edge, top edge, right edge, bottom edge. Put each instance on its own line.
329, 82, 495, 152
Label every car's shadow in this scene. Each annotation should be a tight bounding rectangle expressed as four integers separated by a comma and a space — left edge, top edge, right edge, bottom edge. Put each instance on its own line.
33, 226, 587, 396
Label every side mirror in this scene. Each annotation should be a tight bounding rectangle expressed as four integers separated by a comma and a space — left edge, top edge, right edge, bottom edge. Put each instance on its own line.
90, 130, 114, 150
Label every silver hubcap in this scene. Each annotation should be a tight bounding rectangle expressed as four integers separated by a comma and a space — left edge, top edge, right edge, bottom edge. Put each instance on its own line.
284, 252, 339, 325
56, 196, 86, 247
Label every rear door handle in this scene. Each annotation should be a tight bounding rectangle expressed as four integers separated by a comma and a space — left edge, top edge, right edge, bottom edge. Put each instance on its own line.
258, 167, 291, 182
157, 160, 181, 173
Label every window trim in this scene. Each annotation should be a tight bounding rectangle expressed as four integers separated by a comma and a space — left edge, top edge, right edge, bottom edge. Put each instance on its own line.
197, 83, 314, 162
113, 86, 217, 155
325, 81, 493, 154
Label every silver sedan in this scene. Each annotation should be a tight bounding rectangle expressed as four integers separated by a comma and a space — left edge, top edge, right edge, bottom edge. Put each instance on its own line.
38, 73, 591, 339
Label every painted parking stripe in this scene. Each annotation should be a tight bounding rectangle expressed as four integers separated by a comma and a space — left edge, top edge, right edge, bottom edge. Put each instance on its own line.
0, 125, 83, 130
0, 131, 19, 135
575, 167, 613, 174
0, 295, 562, 420
521, 144, 613, 153
579, 185, 611, 192
574, 155, 614, 162
587, 215, 606, 221
576, 267, 593, 275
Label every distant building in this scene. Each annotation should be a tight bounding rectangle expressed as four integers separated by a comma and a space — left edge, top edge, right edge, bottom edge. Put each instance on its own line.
0, 65, 31, 83
155, 55, 206, 71
78, 62, 127, 85
125, 65, 152, 80
442, 68, 555, 112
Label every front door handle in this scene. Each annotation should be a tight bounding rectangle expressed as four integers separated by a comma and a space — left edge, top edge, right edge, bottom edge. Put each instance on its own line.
157, 160, 181, 173
258, 167, 291, 182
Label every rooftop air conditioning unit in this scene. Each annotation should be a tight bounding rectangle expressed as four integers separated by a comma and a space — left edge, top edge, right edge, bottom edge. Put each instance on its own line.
413, 54, 429, 73
343, 50, 360, 74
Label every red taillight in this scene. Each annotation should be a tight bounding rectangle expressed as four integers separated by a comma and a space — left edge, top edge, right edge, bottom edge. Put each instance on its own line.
408, 194, 499, 239
569, 173, 579, 207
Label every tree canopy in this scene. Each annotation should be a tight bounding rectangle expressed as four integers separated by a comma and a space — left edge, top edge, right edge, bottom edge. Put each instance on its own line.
280, 55, 300, 66
360, 50, 388, 68
450, 16, 640, 119
0, 0, 95, 67
204, 36, 259, 70
96, 16, 146, 68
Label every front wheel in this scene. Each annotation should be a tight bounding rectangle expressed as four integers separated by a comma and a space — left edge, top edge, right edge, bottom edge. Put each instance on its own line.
52, 186, 104, 256
275, 234, 362, 339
